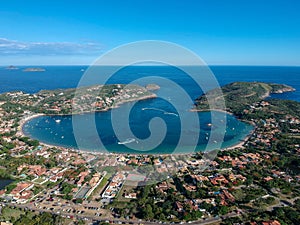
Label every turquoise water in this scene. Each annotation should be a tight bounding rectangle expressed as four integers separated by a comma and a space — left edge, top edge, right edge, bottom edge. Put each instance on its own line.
7, 65, 300, 154
23, 104, 253, 154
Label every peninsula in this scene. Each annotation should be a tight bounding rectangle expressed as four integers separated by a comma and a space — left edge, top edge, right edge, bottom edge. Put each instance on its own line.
195, 82, 295, 116
0, 84, 157, 116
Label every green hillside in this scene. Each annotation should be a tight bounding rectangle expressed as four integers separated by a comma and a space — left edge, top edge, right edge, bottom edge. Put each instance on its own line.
195, 82, 295, 116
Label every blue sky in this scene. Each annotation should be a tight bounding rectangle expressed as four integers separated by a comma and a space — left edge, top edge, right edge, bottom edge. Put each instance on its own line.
0, 0, 300, 65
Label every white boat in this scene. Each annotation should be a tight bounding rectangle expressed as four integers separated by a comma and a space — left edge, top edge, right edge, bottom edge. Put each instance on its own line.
55, 119, 61, 123
118, 138, 136, 145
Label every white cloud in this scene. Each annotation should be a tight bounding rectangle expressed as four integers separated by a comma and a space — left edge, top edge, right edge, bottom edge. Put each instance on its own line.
0, 38, 103, 55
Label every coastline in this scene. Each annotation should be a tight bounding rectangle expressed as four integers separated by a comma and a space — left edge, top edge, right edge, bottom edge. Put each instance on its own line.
17, 94, 254, 156
222, 122, 256, 151
18, 115, 253, 157
190, 108, 234, 115
17, 93, 159, 153
221, 138, 246, 151
17, 113, 45, 137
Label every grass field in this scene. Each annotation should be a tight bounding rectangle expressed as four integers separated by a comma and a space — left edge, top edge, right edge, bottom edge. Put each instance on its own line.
0, 206, 27, 221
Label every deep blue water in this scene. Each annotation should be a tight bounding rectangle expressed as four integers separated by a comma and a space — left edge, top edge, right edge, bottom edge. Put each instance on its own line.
2, 65, 300, 154
1, 66, 300, 101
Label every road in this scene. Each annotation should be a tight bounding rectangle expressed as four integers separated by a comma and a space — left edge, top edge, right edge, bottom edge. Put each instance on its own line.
2, 202, 244, 225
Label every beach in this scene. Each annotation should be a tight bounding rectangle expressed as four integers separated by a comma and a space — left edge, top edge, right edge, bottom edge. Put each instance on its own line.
17, 113, 45, 137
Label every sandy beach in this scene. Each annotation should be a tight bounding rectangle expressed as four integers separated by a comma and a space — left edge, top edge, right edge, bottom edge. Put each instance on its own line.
222, 140, 246, 151
17, 113, 45, 137
221, 125, 256, 151
17, 113, 81, 151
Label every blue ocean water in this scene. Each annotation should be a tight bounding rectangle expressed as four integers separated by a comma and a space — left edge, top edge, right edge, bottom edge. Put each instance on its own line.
1, 66, 300, 101
2, 66, 300, 154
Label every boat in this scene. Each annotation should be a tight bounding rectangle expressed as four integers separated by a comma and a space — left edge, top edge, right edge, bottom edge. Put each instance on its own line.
118, 138, 136, 145
55, 119, 61, 123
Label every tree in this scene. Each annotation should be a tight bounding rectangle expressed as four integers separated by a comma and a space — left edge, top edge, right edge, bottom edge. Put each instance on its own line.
191, 210, 203, 220
218, 205, 229, 215
158, 213, 166, 221
183, 212, 192, 221
142, 204, 154, 220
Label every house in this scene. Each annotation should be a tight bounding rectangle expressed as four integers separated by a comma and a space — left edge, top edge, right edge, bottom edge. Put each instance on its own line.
0, 222, 13, 225
175, 201, 184, 212
124, 193, 137, 199
210, 174, 229, 185
264, 176, 273, 182
156, 181, 169, 192
262, 220, 281, 225
10, 182, 34, 196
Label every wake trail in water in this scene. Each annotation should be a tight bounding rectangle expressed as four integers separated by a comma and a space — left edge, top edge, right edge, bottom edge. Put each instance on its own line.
118, 138, 137, 145
141, 107, 178, 117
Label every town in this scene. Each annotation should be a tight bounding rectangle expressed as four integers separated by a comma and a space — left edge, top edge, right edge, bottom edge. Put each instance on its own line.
0, 82, 299, 225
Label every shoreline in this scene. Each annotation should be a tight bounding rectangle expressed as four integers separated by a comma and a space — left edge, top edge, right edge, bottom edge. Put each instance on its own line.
17, 113, 45, 137
17, 93, 162, 153
17, 95, 254, 156
221, 138, 246, 151
18, 119, 253, 157
190, 108, 234, 115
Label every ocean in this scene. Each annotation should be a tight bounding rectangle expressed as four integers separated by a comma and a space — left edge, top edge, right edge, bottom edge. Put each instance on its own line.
1, 66, 300, 101
2, 65, 300, 154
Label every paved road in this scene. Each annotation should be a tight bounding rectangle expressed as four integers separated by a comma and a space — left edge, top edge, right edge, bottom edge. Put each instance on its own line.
3, 201, 245, 225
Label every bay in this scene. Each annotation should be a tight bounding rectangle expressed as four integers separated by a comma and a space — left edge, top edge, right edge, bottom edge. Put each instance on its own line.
2, 65, 299, 154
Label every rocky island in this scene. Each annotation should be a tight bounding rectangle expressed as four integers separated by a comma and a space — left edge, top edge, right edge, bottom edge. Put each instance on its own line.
5, 65, 19, 70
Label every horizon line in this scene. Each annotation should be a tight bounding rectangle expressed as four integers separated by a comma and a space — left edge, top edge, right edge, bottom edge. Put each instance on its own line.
1, 64, 300, 67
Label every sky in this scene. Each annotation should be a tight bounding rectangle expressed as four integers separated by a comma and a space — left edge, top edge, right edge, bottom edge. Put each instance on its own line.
0, 0, 300, 65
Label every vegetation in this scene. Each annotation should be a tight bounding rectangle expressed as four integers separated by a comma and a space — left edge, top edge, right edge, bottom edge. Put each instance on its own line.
0, 206, 72, 225
0, 81, 299, 224
195, 82, 295, 115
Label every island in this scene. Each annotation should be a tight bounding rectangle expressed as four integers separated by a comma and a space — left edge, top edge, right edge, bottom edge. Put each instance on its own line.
23, 67, 46, 72
0, 82, 299, 225
5, 65, 19, 70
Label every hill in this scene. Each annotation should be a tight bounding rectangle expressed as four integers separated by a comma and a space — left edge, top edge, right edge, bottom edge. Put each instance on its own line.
195, 82, 295, 116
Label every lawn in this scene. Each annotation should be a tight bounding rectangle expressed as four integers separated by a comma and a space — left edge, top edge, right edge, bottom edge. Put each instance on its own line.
0, 206, 27, 222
